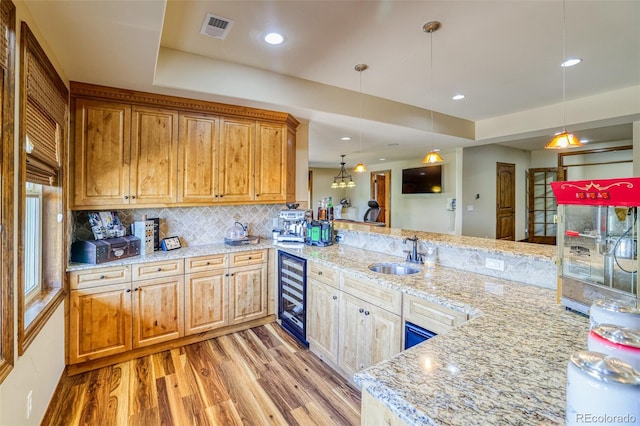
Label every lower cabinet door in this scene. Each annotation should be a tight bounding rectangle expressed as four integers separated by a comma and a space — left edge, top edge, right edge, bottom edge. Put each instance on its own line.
69, 283, 132, 364
185, 270, 229, 335
307, 279, 340, 364
133, 276, 184, 348
229, 263, 267, 324
364, 303, 402, 367
338, 292, 366, 377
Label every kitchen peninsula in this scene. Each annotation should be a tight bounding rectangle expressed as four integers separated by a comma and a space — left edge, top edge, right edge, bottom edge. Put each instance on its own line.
67, 224, 586, 425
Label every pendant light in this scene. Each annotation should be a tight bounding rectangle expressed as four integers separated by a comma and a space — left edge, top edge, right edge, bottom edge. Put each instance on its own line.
332, 154, 355, 189
422, 21, 444, 164
545, 0, 583, 149
353, 64, 367, 173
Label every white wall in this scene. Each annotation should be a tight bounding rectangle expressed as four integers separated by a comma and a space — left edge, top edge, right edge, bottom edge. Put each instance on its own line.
461, 144, 531, 240
1, 2, 67, 424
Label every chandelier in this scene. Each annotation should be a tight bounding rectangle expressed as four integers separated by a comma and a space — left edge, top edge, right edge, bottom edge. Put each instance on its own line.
331, 155, 355, 189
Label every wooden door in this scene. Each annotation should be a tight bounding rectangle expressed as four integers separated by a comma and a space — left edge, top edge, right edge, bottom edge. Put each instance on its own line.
371, 170, 391, 226
307, 279, 340, 364
218, 118, 255, 202
130, 106, 178, 205
338, 292, 365, 377
177, 112, 220, 203
185, 270, 228, 335
132, 276, 184, 348
496, 162, 516, 240
364, 304, 402, 367
255, 122, 287, 202
228, 263, 267, 324
68, 283, 132, 364
72, 98, 131, 207
528, 168, 560, 245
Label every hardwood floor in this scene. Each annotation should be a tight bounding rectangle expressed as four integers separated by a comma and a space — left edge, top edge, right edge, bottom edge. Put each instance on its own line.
43, 323, 361, 426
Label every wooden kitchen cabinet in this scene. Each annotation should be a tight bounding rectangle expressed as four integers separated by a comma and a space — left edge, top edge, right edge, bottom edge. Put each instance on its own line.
307, 278, 340, 365
69, 282, 132, 364
307, 260, 340, 364
218, 118, 255, 203
403, 294, 468, 336
185, 254, 229, 335
229, 262, 267, 325
177, 112, 220, 203
71, 98, 131, 207
255, 122, 288, 202
70, 98, 179, 208
338, 292, 402, 378
132, 275, 184, 348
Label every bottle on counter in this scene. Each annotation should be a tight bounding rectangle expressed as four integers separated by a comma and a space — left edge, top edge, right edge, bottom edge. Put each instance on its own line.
327, 196, 334, 221
318, 198, 327, 221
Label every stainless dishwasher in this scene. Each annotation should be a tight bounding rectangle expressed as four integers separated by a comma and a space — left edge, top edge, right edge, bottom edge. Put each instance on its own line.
278, 250, 308, 346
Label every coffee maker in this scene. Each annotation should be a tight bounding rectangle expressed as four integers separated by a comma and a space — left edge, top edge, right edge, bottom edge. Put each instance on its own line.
277, 209, 311, 242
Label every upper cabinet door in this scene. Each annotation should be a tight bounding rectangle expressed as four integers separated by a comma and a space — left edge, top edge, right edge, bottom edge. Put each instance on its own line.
255, 122, 287, 202
177, 112, 220, 204
130, 106, 178, 205
72, 98, 131, 208
218, 118, 255, 203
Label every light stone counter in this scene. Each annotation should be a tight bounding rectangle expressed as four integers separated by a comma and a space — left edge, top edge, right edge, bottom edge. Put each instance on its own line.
274, 243, 587, 426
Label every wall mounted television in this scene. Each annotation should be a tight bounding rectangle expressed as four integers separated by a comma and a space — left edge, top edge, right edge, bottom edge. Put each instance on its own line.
402, 165, 443, 194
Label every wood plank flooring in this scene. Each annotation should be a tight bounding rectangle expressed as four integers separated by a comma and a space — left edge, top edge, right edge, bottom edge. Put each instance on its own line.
42, 323, 361, 426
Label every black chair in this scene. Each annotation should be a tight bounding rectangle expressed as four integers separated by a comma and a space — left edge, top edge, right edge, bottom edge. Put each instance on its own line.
363, 200, 381, 222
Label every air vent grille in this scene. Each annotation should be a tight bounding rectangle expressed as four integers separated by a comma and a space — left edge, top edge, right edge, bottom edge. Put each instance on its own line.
200, 13, 234, 40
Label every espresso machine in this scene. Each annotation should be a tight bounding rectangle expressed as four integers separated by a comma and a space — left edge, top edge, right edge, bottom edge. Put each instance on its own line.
551, 177, 639, 315
277, 209, 311, 243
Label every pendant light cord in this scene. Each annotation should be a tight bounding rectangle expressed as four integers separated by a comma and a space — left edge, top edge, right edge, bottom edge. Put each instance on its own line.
430, 28, 434, 136
562, 0, 567, 132
359, 67, 363, 154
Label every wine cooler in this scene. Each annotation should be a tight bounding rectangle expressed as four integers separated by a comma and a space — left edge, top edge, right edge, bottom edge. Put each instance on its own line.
278, 250, 308, 346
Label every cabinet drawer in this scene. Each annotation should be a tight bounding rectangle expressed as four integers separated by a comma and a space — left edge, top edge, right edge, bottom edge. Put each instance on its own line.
308, 261, 338, 288
132, 259, 184, 281
230, 249, 266, 267
341, 273, 401, 314
68, 265, 131, 290
185, 254, 227, 273
403, 294, 467, 335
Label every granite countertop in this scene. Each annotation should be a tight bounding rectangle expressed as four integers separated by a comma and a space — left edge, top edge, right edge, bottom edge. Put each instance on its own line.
276, 243, 588, 426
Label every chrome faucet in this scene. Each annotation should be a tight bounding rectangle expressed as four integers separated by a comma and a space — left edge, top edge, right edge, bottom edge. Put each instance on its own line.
403, 235, 423, 264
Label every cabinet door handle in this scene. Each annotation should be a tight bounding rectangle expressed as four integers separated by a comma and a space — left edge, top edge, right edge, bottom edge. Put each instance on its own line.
126, 289, 131, 293
358, 308, 364, 313
256, 194, 260, 197
99, 275, 105, 279
157, 267, 162, 272
206, 261, 211, 265
131, 195, 136, 199
364, 311, 370, 316
220, 194, 224, 198
123, 195, 129, 200
134, 287, 139, 291
248, 256, 252, 260
318, 271, 323, 275
332, 295, 337, 300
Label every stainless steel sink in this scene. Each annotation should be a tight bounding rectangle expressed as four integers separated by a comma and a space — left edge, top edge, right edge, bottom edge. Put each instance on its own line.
368, 263, 420, 275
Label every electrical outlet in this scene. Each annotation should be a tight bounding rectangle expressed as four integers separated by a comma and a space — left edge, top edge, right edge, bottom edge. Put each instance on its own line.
485, 258, 505, 271
26, 390, 32, 420
272, 218, 279, 228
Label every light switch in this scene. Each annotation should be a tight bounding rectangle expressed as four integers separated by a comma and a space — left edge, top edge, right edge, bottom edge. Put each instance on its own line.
467, 205, 474, 211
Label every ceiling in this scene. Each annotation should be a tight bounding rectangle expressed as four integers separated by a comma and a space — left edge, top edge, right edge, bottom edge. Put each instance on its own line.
23, 1, 640, 168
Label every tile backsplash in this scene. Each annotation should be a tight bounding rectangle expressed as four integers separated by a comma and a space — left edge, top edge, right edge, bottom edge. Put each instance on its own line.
72, 204, 286, 246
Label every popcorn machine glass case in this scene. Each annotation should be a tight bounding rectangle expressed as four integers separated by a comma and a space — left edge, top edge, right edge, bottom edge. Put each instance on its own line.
551, 178, 639, 315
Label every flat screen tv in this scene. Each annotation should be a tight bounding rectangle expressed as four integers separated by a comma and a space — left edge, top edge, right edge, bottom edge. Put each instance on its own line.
402, 165, 442, 194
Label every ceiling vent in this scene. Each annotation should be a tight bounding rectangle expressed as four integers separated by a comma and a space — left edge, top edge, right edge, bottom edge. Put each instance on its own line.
200, 13, 234, 40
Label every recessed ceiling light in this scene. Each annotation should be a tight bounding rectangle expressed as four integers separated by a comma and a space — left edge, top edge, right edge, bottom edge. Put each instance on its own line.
561, 58, 582, 67
264, 32, 284, 45
341, 136, 351, 141
387, 143, 399, 147
452, 94, 465, 100
580, 139, 589, 144
379, 158, 386, 161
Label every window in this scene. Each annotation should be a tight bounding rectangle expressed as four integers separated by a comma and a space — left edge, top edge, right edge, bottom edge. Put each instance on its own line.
24, 184, 42, 302
18, 22, 68, 354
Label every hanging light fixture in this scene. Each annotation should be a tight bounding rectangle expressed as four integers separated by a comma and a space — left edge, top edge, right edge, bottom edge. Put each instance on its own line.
422, 21, 444, 164
331, 154, 356, 189
545, 0, 583, 149
353, 64, 367, 173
